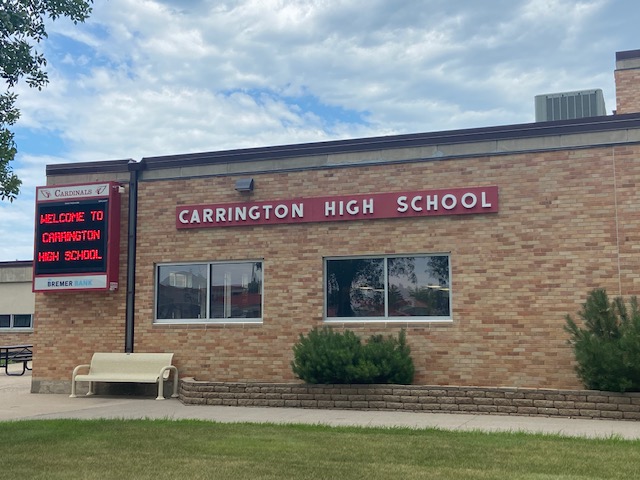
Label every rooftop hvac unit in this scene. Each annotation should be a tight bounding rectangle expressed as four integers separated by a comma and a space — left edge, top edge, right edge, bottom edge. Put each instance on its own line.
535, 89, 606, 122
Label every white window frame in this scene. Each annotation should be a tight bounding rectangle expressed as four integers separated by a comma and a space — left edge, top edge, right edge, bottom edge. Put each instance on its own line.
0, 313, 34, 330
154, 260, 263, 325
324, 254, 452, 323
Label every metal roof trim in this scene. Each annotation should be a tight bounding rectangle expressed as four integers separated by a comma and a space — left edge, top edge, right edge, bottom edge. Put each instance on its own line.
44, 113, 640, 175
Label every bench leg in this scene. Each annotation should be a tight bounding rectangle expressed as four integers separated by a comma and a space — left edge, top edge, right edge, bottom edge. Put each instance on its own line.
157, 366, 179, 400
86, 381, 95, 396
156, 378, 166, 400
70, 377, 77, 398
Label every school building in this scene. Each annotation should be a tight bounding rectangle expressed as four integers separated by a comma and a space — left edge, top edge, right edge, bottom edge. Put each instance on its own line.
30, 49, 640, 395
0, 261, 35, 344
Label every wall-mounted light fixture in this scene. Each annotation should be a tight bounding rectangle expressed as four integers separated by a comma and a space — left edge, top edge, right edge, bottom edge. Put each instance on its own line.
235, 178, 254, 192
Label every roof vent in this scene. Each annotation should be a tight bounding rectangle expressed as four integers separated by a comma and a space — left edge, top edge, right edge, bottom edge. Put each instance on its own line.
535, 89, 606, 122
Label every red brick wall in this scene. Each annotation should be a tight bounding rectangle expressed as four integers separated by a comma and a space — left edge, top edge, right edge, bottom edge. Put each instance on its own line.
33, 143, 640, 390
0, 331, 33, 347
615, 66, 640, 114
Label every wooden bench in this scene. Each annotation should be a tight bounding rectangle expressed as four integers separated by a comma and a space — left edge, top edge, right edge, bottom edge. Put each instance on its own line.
1, 345, 33, 376
70, 352, 179, 400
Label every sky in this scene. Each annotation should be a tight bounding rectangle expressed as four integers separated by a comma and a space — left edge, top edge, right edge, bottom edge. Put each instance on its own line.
1, 0, 638, 261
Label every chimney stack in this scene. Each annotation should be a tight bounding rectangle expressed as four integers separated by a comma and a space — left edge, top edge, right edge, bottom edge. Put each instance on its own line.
614, 49, 640, 114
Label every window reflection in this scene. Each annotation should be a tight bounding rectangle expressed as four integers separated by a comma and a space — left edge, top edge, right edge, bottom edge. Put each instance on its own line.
0, 313, 33, 328
13, 314, 33, 328
156, 264, 208, 319
326, 255, 451, 320
211, 262, 262, 319
327, 258, 384, 317
388, 256, 450, 317
156, 262, 263, 322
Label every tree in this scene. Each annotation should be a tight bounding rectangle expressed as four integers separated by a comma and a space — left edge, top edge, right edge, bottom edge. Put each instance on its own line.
1, 0, 93, 201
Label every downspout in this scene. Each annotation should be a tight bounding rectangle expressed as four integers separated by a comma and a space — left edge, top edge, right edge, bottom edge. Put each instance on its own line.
125, 159, 145, 353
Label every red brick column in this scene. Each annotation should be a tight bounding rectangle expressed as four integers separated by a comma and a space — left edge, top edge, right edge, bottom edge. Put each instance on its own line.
615, 49, 640, 114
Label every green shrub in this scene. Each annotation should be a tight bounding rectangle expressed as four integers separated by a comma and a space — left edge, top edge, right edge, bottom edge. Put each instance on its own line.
291, 327, 414, 384
565, 289, 640, 392
290, 327, 361, 384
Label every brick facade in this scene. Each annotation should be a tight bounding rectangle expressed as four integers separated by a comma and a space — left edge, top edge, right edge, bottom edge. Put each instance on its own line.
30, 50, 640, 397
615, 49, 640, 114
32, 139, 640, 393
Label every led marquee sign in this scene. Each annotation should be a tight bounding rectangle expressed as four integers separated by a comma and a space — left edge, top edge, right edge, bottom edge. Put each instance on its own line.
33, 182, 121, 292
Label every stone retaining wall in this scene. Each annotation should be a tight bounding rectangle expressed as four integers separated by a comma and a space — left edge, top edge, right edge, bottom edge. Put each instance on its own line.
180, 378, 640, 421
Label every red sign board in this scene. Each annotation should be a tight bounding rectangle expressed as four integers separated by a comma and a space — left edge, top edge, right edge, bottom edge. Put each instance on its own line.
33, 182, 121, 292
176, 186, 498, 229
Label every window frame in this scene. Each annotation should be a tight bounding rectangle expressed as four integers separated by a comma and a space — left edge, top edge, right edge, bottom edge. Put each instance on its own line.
154, 260, 264, 325
324, 254, 452, 323
0, 313, 34, 330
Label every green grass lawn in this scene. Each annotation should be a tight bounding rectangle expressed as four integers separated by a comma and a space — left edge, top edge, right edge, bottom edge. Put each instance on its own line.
0, 419, 637, 479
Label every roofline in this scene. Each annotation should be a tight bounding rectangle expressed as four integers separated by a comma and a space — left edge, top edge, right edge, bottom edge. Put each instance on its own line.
45, 113, 640, 176
140, 113, 640, 170
0, 260, 33, 268
46, 159, 134, 177
616, 49, 640, 61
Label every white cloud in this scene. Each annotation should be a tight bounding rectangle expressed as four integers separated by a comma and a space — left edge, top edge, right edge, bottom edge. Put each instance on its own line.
1, 0, 637, 260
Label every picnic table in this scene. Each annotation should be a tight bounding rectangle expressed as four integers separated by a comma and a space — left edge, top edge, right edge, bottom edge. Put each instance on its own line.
0, 344, 33, 376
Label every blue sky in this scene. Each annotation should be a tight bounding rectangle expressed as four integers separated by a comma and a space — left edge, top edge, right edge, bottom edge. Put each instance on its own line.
1, 0, 639, 261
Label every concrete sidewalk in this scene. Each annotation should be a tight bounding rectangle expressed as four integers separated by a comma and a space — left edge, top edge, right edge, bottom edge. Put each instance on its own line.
2, 372, 639, 439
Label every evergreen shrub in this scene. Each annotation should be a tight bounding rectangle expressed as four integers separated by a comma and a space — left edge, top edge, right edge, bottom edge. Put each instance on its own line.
565, 288, 640, 392
291, 327, 414, 384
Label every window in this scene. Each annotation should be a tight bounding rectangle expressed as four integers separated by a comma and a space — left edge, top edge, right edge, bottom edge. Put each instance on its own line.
210, 263, 263, 320
325, 255, 451, 322
157, 264, 208, 320
0, 314, 33, 329
156, 261, 263, 323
